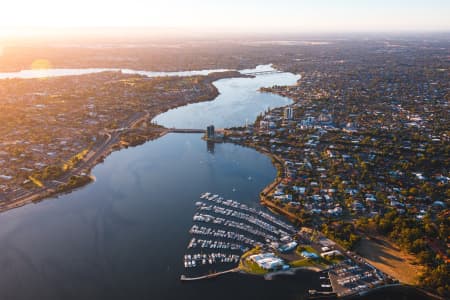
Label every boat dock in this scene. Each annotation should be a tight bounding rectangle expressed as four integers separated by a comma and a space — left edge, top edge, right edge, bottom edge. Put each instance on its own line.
181, 192, 299, 280
180, 268, 239, 281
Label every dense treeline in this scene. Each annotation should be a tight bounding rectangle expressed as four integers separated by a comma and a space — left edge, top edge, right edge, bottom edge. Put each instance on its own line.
362, 211, 449, 297
321, 221, 361, 250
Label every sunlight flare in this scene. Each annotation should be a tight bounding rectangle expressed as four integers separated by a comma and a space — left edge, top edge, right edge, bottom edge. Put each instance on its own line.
31, 59, 52, 70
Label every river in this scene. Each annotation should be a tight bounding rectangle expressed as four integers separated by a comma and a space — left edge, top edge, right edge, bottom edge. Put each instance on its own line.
153, 65, 298, 129
0, 66, 431, 300
0, 67, 230, 80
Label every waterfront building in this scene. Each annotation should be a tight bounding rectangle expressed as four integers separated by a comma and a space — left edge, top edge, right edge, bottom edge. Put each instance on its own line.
249, 253, 286, 270
284, 107, 294, 120
207, 125, 215, 138
278, 241, 298, 252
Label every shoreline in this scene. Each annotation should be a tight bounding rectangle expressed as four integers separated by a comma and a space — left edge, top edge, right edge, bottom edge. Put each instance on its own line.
263, 266, 324, 280
223, 141, 444, 300
0, 118, 169, 214
244, 144, 303, 224
343, 284, 446, 300
0, 71, 251, 214
184, 256, 444, 300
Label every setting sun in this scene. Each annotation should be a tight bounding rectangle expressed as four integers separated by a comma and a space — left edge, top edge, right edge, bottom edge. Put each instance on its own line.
31, 59, 52, 70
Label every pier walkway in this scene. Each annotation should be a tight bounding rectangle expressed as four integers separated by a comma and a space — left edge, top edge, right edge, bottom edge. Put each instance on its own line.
180, 268, 239, 281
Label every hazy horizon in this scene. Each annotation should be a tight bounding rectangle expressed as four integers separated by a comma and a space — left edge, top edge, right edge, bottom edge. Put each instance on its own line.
0, 0, 449, 39
1, 27, 449, 46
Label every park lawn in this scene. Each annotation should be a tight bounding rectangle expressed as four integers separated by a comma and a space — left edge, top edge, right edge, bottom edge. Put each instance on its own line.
239, 247, 269, 275
241, 246, 261, 259
239, 259, 268, 275
323, 255, 344, 265
296, 245, 319, 255
289, 258, 315, 267
289, 257, 328, 269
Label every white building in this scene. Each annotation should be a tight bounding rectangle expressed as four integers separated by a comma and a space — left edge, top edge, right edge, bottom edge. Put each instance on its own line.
249, 253, 286, 270
284, 107, 294, 120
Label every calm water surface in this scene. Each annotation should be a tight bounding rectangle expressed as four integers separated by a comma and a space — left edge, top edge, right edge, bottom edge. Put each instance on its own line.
153, 65, 300, 129
0, 134, 321, 300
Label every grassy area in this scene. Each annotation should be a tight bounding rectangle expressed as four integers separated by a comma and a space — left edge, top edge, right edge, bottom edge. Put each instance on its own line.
289, 257, 329, 270
356, 236, 423, 285
28, 176, 44, 188
296, 245, 318, 254
241, 246, 261, 259
239, 260, 269, 275
238, 246, 269, 275
62, 148, 89, 171
289, 258, 315, 267
55, 175, 92, 193
324, 256, 344, 265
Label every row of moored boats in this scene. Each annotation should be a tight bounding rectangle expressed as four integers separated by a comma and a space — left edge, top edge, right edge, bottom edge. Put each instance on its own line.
183, 253, 240, 268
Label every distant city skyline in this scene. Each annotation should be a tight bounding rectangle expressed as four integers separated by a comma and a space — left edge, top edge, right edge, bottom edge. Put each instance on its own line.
0, 0, 449, 34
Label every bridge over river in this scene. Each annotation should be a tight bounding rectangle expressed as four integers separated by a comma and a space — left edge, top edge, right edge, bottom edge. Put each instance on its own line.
241, 70, 283, 76
168, 128, 226, 134
168, 128, 206, 134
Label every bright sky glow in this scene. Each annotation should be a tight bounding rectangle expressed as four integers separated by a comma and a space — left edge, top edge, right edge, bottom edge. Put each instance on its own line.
0, 0, 449, 32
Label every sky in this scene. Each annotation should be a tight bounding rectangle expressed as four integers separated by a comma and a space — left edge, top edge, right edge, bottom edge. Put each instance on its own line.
0, 0, 449, 34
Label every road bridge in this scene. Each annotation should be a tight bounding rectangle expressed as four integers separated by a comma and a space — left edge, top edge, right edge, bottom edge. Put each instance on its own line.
168, 128, 206, 133
242, 70, 283, 76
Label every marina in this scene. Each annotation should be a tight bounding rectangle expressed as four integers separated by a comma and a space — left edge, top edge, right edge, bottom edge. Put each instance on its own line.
183, 193, 397, 299
182, 192, 299, 279
183, 253, 240, 268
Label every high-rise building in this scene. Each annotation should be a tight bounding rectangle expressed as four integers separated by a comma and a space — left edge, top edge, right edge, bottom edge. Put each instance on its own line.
206, 125, 215, 138
284, 107, 294, 120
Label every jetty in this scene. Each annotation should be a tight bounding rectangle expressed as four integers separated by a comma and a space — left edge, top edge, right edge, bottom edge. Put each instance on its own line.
180, 268, 238, 281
